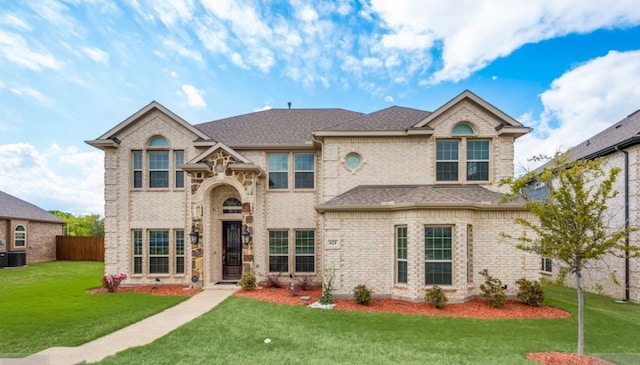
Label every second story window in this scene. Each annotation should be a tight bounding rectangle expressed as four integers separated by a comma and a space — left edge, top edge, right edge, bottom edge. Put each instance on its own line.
294, 153, 314, 189
467, 141, 489, 181
149, 150, 169, 188
436, 140, 459, 181
268, 153, 288, 189
436, 123, 490, 183
268, 152, 316, 190
131, 136, 184, 190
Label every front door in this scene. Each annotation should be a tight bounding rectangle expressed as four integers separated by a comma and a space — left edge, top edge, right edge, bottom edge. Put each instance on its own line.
222, 221, 242, 280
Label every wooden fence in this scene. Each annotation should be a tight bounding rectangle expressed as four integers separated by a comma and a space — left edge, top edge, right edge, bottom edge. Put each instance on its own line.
56, 236, 105, 262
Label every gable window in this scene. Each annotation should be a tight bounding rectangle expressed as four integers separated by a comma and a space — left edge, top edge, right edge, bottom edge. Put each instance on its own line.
133, 151, 142, 188
13, 225, 26, 248
294, 153, 314, 189
452, 123, 474, 135
425, 226, 452, 286
396, 226, 408, 284
294, 230, 315, 272
436, 141, 459, 181
268, 230, 289, 272
467, 141, 489, 181
149, 230, 169, 274
268, 153, 288, 189
222, 198, 242, 214
131, 136, 185, 190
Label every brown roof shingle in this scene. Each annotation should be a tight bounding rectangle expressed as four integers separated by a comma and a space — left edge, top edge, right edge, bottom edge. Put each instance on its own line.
0, 191, 66, 223
567, 109, 640, 160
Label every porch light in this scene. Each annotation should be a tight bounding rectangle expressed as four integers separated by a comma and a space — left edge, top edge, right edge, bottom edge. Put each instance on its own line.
241, 227, 251, 245
189, 225, 199, 245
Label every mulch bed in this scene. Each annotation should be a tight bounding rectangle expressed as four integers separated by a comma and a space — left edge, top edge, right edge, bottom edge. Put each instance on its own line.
88, 284, 201, 296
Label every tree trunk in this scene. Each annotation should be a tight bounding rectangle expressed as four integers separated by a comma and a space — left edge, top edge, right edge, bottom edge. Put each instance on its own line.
576, 270, 584, 356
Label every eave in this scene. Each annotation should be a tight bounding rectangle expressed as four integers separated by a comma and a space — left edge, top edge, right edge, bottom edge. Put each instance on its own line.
315, 201, 527, 213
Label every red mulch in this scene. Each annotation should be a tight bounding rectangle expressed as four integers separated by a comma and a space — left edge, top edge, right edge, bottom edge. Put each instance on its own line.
88, 285, 201, 296
526, 352, 616, 365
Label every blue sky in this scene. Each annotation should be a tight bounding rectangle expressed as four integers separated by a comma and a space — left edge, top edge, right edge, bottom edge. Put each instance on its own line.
1, 0, 640, 216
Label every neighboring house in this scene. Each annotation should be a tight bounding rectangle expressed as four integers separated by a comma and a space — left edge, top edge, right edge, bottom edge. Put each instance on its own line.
536, 109, 640, 302
0, 190, 65, 265
87, 90, 539, 302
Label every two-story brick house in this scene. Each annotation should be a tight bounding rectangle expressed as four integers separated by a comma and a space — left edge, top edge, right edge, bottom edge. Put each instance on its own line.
87, 90, 538, 301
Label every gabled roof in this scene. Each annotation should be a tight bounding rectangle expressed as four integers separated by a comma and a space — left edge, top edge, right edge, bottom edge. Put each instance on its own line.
566, 109, 640, 161
0, 191, 66, 223
86, 101, 211, 148
194, 108, 363, 147
314, 106, 431, 135
412, 90, 530, 137
316, 185, 525, 212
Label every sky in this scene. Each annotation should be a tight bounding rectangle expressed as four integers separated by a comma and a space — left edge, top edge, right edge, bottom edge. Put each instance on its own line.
1, 0, 640, 217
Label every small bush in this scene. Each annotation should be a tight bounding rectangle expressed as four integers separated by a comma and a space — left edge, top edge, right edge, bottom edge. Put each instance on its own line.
290, 276, 312, 296
260, 263, 287, 288
239, 271, 257, 290
479, 269, 506, 308
354, 284, 372, 306
102, 273, 127, 293
319, 271, 334, 305
516, 278, 544, 306
424, 285, 448, 309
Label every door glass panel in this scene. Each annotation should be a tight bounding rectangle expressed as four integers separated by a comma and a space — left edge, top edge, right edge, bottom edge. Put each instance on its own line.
226, 223, 242, 265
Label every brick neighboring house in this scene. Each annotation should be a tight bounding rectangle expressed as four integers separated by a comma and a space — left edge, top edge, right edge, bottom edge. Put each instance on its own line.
87, 90, 539, 302
0, 191, 65, 265
537, 109, 640, 302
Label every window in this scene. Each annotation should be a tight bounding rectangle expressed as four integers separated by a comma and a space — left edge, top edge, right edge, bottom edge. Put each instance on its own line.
149, 230, 169, 274
466, 225, 473, 284
133, 230, 143, 274
436, 141, 459, 181
132, 136, 184, 190
13, 225, 26, 248
268, 153, 288, 189
541, 258, 552, 273
175, 230, 185, 274
467, 141, 489, 181
396, 226, 408, 284
344, 152, 362, 171
452, 123, 474, 135
133, 151, 142, 188
425, 226, 453, 285
269, 230, 289, 272
295, 230, 315, 272
222, 198, 242, 214
175, 151, 184, 188
149, 151, 169, 188
294, 153, 314, 189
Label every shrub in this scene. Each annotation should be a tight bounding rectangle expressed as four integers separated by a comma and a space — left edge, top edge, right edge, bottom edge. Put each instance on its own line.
354, 284, 372, 306
102, 273, 127, 293
479, 269, 506, 308
239, 271, 257, 290
516, 278, 545, 306
319, 271, 334, 305
260, 263, 287, 288
424, 285, 448, 309
290, 276, 312, 296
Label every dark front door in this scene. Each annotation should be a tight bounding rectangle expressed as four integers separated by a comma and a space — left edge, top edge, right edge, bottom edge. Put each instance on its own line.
222, 221, 242, 280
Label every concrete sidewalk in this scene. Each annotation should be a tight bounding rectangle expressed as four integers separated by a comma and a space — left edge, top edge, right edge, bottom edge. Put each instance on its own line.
1, 286, 236, 365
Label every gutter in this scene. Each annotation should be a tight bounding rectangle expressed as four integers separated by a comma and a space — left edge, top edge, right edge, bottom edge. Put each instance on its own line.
615, 146, 630, 302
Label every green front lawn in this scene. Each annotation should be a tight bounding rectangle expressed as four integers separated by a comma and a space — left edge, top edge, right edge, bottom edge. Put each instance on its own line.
95, 286, 640, 365
0, 261, 190, 356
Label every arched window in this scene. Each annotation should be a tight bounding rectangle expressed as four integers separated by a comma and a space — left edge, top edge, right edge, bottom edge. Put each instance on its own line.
148, 136, 169, 147
222, 198, 242, 214
14, 225, 26, 248
452, 123, 474, 135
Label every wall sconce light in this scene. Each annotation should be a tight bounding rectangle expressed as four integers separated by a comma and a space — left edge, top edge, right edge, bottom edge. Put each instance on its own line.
241, 226, 251, 245
189, 224, 199, 245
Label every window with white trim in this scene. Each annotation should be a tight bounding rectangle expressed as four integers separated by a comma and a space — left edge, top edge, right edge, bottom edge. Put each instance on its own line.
13, 225, 26, 248
133, 230, 143, 274
268, 229, 316, 273
131, 136, 184, 190
268, 153, 288, 189
294, 230, 315, 272
149, 230, 169, 274
425, 226, 453, 285
436, 139, 490, 182
222, 198, 242, 214
175, 151, 184, 188
396, 226, 408, 284
268, 230, 289, 272
268, 152, 316, 190
294, 153, 314, 189
175, 230, 185, 274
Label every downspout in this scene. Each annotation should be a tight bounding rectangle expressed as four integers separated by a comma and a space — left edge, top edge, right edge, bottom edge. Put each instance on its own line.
615, 146, 630, 302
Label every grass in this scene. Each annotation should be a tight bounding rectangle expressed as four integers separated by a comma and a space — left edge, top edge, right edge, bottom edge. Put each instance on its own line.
95, 285, 640, 365
0, 261, 190, 356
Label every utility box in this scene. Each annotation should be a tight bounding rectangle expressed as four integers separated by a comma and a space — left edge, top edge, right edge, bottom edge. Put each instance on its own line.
8, 251, 26, 267
0, 252, 7, 268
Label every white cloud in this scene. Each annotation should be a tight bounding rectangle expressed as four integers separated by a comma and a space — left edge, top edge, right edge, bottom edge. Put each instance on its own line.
179, 84, 207, 108
9, 86, 53, 105
0, 143, 104, 215
514, 50, 640, 171
0, 13, 31, 31
369, 0, 640, 83
83, 46, 109, 64
162, 39, 203, 63
0, 30, 63, 71
384, 95, 394, 102
147, 0, 195, 27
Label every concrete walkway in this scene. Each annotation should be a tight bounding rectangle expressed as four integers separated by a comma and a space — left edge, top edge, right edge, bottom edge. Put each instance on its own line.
1, 286, 236, 365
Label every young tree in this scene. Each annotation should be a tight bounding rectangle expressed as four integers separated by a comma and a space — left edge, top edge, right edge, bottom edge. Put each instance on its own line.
500, 153, 636, 356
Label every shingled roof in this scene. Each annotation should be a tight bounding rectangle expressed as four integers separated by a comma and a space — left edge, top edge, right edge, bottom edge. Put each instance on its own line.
567, 109, 640, 160
194, 108, 363, 147
0, 191, 65, 223
316, 185, 525, 212
319, 106, 431, 131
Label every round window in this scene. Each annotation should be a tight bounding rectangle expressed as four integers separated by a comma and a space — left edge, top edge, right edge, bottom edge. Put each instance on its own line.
345, 152, 362, 170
